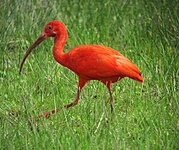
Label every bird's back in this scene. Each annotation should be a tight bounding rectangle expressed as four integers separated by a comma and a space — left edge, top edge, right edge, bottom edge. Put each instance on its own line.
64, 45, 144, 82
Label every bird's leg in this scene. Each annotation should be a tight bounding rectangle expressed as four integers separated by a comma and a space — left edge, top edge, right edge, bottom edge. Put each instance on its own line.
102, 81, 114, 112
35, 78, 88, 120
63, 86, 80, 109
107, 82, 114, 112
63, 78, 88, 109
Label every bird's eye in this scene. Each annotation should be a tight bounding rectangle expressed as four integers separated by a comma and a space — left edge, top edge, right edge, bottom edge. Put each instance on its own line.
48, 26, 53, 30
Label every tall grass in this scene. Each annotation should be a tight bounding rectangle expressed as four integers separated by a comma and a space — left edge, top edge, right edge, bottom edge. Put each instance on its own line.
0, 0, 178, 149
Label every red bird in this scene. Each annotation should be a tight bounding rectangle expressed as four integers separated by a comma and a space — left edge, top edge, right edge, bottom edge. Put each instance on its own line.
20, 20, 144, 118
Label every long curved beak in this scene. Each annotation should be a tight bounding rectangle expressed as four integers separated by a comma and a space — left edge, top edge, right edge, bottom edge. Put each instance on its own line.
19, 33, 47, 73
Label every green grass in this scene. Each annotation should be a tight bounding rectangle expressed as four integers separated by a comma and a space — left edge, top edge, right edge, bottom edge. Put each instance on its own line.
0, 0, 178, 149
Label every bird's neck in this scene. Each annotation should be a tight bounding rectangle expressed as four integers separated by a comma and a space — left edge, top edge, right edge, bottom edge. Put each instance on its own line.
53, 32, 68, 67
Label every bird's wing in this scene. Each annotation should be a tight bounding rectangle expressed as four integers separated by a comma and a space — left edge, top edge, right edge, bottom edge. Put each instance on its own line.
67, 45, 143, 81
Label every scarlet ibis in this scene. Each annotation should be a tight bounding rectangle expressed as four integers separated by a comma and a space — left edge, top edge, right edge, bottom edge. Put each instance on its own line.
20, 20, 144, 118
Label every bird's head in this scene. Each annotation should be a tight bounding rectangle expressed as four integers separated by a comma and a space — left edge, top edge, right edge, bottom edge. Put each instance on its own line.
19, 20, 66, 73
44, 20, 67, 37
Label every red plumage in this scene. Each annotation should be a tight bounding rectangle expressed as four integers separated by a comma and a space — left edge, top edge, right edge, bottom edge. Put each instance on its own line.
63, 45, 143, 82
20, 20, 144, 118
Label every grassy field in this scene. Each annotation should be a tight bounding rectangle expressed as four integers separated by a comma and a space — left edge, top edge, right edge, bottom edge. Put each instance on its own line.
0, 0, 178, 149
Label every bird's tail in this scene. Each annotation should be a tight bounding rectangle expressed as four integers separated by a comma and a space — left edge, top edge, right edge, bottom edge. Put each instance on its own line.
133, 73, 144, 82
124, 64, 144, 83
